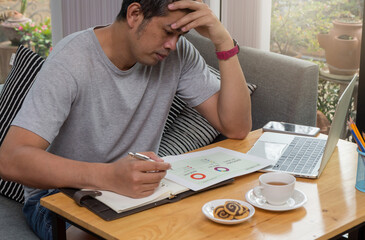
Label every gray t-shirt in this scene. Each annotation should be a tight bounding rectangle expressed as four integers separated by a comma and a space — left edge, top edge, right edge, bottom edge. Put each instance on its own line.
12, 27, 220, 200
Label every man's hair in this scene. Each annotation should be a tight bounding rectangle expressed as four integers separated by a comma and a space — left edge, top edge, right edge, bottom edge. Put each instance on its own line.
116, 0, 182, 21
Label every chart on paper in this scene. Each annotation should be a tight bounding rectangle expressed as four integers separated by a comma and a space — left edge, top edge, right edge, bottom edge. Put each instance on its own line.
164, 147, 272, 191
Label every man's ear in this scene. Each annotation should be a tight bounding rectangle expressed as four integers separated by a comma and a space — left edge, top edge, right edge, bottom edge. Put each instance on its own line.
126, 3, 144, 28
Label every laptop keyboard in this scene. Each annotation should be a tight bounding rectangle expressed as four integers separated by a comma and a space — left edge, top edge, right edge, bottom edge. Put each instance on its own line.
272, 137, 326, 174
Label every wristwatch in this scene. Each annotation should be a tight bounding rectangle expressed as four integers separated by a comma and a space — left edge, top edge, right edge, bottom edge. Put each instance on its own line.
215, 39, 240, 60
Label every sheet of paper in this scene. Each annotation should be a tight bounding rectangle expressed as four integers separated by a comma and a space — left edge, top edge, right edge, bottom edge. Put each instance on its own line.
164, 147, 272, 191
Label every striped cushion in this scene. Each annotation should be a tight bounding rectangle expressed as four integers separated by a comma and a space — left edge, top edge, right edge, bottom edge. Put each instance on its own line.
158, 103, 219, 156
162, 95, 186, 135
0, 45, 44, 203
158, 65, 257, 157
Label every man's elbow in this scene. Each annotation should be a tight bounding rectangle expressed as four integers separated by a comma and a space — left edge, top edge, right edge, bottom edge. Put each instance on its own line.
0, 145, 21, 182
223, 123, 252, 140
0, 149, 12, 181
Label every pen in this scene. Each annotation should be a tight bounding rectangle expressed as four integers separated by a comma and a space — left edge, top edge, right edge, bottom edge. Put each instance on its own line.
128, 152, 173, 170
128, 152, 155, 162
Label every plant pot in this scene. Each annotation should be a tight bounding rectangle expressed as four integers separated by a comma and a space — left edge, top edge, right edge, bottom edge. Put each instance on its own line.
0, 11, 31, 46
317, 20, 362, 76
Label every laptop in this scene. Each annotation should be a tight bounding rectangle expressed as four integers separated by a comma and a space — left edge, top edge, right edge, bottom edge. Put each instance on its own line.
248, 74, 358, 178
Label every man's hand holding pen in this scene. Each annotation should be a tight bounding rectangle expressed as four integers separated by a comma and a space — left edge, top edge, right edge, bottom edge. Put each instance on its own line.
129, 152, 173, 171
106, 152, 171, 199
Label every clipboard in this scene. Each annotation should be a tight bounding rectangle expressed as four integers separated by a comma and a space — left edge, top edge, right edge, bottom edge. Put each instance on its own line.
60, 178, 234, 221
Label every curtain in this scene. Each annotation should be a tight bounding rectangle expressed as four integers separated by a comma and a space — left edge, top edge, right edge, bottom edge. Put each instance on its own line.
221, 0, 271, 50
51, 0, 122, 44
51, 0, 271, 50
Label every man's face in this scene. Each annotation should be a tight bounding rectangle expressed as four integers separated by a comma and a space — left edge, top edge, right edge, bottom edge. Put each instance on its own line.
130, 9, 188, 66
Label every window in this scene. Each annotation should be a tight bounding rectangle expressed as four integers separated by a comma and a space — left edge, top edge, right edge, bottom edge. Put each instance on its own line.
270, 0, 363, 127
212, 0, 363, 136
270, 0, 363, 62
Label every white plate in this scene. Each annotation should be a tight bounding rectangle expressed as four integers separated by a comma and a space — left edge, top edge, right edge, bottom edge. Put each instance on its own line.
245, 188, 307, 211
202, 199, 255, 225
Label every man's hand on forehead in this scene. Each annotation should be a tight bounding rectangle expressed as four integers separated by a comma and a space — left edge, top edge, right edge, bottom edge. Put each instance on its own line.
168, 0, 210, 33
167, 0, 231, 47
167, 23, 187, 35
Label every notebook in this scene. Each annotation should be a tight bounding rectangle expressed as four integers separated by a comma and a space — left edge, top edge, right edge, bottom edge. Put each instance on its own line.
60, 179, 234, 221
84, 179, 189, 214
248, 74, 357, 178
60, 147, 271, 220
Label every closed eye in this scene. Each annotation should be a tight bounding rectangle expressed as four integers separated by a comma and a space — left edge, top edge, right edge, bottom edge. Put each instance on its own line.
165, 29, 174, 36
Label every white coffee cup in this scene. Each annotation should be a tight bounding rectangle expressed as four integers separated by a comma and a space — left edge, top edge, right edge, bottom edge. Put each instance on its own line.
253, 172, 296, 205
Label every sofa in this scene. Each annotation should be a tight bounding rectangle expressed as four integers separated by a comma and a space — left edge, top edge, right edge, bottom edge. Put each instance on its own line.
0, 30, 318, 239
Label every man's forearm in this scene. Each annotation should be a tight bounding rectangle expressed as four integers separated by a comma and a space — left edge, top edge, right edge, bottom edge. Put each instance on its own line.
0, 144, 106, 190
217, 52, 252, 139
0, 126, 170, 198
193, 39, 252, 139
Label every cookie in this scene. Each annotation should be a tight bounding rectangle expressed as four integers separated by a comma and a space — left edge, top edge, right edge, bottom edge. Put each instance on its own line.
233, 206, 249, 219
213, 205, 234, 220
224, 201, 244, 215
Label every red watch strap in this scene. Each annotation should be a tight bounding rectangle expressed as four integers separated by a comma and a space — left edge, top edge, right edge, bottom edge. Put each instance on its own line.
216, 39, 240, 60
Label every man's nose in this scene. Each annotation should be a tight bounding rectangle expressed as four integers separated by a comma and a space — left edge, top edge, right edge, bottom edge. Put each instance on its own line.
164, 35, 179, 51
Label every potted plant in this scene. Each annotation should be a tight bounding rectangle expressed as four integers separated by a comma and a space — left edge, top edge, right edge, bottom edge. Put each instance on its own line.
0, 0, 31, 46
271, 0, 363, 63
0, 10, 13, 42
16, 17, 52, 58
318, 17, 362, 76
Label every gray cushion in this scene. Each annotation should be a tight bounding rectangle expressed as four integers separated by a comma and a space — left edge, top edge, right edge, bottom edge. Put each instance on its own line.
0, 195, 38, 239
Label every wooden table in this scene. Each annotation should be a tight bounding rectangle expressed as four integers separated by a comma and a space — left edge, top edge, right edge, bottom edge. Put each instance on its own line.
41, 129, 365, 240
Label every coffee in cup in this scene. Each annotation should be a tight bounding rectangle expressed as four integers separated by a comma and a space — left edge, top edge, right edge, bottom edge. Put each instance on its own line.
253, 172, 296, 205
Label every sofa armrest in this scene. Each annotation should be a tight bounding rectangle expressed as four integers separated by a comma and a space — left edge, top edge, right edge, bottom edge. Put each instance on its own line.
185, 31, 318, 130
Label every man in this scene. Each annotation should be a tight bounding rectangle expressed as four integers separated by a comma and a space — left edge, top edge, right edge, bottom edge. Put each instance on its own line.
0, 0, 251, 239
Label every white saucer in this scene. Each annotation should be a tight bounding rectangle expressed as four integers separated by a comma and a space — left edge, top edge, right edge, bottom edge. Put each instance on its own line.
202, 199, 255, 225
245, 189, 307, 211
